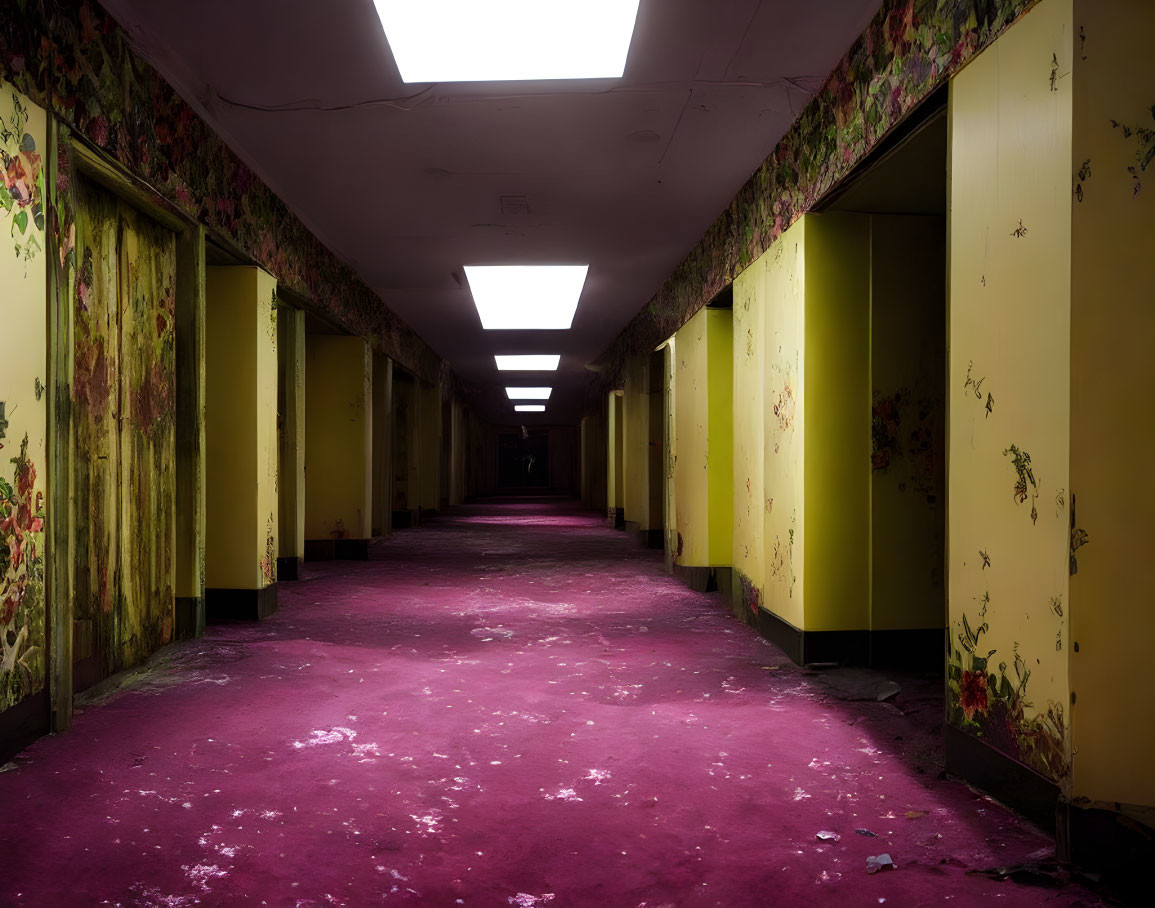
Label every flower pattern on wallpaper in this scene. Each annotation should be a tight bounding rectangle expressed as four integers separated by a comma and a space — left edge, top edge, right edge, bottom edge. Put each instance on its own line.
948, 607, 1067, 782
595, 0, 1040, 388
0, 0, 443, 386
1, 434, 46, 710
0, 90, 43, 263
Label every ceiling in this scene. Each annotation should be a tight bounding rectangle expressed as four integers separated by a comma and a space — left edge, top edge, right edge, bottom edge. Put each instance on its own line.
99, 0, 882, 425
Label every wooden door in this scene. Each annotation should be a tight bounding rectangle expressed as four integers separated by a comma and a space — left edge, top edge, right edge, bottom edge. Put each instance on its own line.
72, 176, 176, 690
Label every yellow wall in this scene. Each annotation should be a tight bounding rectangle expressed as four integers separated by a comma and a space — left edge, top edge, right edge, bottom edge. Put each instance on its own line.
801, 214, 871, 631
623, 356, 650, 528
1068, 0, 1155, 808
672, 307, 732, 566
206, 266, 279, 590
371, 355, 393, 535
0, 83, 48, 711
392, 374, 419, 514
947, 0, 1072, 784
870, 215, 946, 631
418, 382, 441, 512
277, 306, 305, 562
606, 391, 624, 515
759, 224, 806, 627
732, 256, 766, 601
305, 336, 372, 539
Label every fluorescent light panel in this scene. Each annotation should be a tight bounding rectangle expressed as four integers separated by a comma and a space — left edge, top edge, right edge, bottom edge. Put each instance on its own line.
514, 405, 546, 413
465, 265, 588, 330
495, 354, 561, 371
506, 387, 551, 400
373, 1, 640, 83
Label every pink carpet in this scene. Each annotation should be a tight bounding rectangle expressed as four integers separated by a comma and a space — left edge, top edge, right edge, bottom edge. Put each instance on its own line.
0, 499, 1099, 906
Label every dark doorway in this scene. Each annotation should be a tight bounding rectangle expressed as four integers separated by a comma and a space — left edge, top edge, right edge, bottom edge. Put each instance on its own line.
498, 431, 549, 488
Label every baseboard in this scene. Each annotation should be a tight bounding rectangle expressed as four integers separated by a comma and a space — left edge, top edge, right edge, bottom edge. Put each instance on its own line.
276, 556, 300, 581
625, 521, 664, 549
0, 690, 49, 762
606, 507, 625, 529
206, 584, 278, 622
335, 538, 369, 560
174, 595, 204, 640
945, 724, 1059, 831
672, 564, 731, 594
870, 628, 944, 670
392, 509, 416, 529
1058, 798, 1155, 900
729, 578, 942, 669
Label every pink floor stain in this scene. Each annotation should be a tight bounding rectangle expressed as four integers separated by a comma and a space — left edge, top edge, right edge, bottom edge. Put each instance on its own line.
0, 498, 1101, 906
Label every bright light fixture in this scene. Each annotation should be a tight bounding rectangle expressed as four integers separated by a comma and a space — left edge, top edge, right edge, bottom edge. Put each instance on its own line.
514, 405, 546, 413
506, 387, 552, 400
495, 354, 561, 371
465, 265, 588, 330
373, 1, 641, 83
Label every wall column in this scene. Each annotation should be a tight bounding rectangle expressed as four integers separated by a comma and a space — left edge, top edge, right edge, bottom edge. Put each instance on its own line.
371, 355, 393, 536
305, 335, 372, 558
205, 266, 279, 620
277, 306, 305, 579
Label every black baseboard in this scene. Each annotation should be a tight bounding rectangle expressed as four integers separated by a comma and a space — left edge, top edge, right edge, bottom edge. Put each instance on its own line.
945, 724, 1059, 831
0, 690, 49, 762
672, 564, 732, 594
1059, 798, 1155, 899
305, 538, 370, 561
625, 521, 664, 549
335, 538, 369, 560
870, 628, 944, 670
276, 556, 301, 581
392, 509, 416, 529
607, 507, 625, 529
206, 584, 278, 622
174, 596, 204, 641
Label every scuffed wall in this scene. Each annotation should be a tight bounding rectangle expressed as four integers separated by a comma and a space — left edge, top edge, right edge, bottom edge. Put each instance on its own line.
0, 0, 442, 384
594, 0, 1041, 388
947, 0, 1072, 785
1068, 0, 1155, 808
0, 83, 47, 712
72, 173, 177, 687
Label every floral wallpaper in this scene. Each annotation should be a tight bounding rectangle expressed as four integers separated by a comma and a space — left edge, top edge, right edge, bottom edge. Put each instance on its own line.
0, 0, 443, 385
0, 84, 46, 713
594, 0, 1041, 387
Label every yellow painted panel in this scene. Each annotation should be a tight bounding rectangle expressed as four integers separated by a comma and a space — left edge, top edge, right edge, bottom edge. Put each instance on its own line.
947, 0, 1072, 783
803, 213, 871, 632
278, 308, 305, 559
1069, 0, 1155, 808
0, 83, 47, 710
623, 356, 650, 528
705, 309, 733, 565
418, 383, 441, 511
762, 220, 806, 628
255, 273, 278, 586
206, 266, 277, 590
732, 255, 765, 599
870, 215, 946, 631
305, 336, 372, 539
673, 309, 709, 565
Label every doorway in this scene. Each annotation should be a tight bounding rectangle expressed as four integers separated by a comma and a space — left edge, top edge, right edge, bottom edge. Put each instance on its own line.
71, 174, 178, 691
822, 90, 947, 670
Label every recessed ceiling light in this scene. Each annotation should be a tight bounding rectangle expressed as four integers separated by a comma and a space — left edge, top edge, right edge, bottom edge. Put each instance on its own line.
506, 387, 552, 400
495, 354, 561, 371
514, 405, 546, 413
465, 265, 588, 330
373, 1, 641, 83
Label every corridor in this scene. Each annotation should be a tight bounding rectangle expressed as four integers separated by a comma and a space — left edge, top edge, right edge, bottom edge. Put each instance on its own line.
0, 499, 1094, 906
